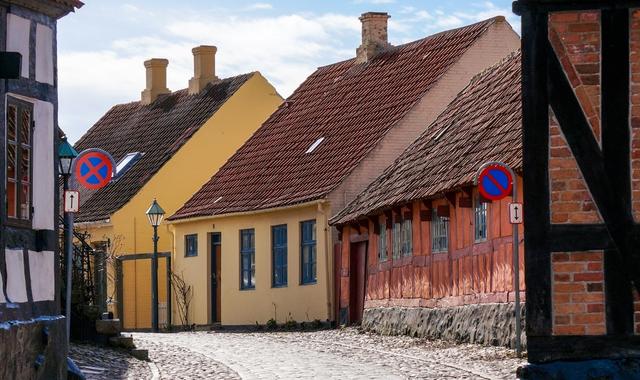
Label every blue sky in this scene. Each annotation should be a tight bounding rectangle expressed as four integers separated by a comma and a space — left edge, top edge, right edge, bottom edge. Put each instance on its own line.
57, 0, 519, 142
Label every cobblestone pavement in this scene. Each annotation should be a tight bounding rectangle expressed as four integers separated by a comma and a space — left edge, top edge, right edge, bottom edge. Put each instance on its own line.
69, 343, 151, 379
128, 328, 526, 379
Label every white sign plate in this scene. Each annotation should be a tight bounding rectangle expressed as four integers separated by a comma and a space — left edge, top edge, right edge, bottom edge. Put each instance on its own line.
509, 202, 523, 224
64, 190, 80, 213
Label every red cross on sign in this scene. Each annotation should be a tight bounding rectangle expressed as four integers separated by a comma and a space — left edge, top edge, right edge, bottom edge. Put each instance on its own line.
74, 149, 115, 190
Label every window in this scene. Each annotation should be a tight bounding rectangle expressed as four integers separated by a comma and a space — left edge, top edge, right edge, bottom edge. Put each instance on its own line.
392, 220, 401, 259
240, 229, 255, 289
6, 97, 33, 222
114, 152, 143, 179
474, 197, 488, 242
300, 220, 316, 284
401, 218, 412, 256
272, 225, 288, 287
378, 222, 387, 261
185, 234, 198, 257
305, 137, 325, 153
431, 208, 449, 253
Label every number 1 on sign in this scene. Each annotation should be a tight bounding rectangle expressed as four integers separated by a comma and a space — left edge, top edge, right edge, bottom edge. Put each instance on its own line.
509, 202, 523, 224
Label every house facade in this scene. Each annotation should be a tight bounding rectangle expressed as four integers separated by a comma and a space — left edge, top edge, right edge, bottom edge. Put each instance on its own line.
0, 0, 82, 378
330, 52, 524, 347
73, 46, 282, 330
168, 13, 520, 326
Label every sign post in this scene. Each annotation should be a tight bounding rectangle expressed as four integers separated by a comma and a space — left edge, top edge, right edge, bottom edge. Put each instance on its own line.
475, 161, 521, 356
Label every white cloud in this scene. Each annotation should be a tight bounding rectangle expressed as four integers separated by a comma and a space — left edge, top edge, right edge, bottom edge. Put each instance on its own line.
57, 1, 520, 143
58, 10, 363, 142
245, 3, 273, 11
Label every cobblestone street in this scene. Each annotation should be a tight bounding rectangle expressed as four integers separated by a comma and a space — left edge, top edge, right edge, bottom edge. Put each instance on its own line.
71, 328, 525, 379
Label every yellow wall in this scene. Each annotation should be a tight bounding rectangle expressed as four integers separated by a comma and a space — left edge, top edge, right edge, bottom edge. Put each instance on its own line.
170, 202, 334, 326
78, 73, 282, 329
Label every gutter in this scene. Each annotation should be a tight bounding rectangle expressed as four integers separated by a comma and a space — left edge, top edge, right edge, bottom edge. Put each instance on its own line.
166, 200, 326, 225
74, 218, 112, 229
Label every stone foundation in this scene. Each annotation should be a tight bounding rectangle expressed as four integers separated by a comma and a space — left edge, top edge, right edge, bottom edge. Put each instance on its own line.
0, 316, 67, 380
362, 303, 526, 349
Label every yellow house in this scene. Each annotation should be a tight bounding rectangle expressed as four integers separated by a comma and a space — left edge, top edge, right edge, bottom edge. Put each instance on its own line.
167, 13, 520, 326
73, 45, 282, 330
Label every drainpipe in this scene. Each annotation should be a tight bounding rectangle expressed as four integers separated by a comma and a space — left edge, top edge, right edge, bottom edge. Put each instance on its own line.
317, 202, 333, 322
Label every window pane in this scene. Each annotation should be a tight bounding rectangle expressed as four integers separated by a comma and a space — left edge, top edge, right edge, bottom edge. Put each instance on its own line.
20, 183, 29, 220
7, 144, 16, 179
240, 229, 255, 289
378, 223, 387, 261
272, 225, 287, 286
21, 147, 30, 181
20, 109, 30, 145
301, 221, 316, 283
7, 105, 16, 142
7, 182, 16, 218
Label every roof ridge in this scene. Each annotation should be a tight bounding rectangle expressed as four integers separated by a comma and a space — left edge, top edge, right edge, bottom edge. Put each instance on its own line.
314, 16, 502, 71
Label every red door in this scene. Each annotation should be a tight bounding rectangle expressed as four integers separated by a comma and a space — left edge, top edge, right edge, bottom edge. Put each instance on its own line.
349, 241, 367, 324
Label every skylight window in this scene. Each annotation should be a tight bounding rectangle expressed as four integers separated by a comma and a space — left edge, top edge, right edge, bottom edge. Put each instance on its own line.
305, 137, 325, 154
114, 152, 143, 179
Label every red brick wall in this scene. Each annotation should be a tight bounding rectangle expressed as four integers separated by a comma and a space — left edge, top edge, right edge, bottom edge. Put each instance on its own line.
548, 11, 603, 225
552, 251, 605, 335
547, 10, 640, 337
339, 182, 525, 313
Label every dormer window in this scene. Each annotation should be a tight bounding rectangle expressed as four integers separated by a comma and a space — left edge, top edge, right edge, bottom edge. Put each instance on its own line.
114, 152, 143, 179
305, 137, 325, 154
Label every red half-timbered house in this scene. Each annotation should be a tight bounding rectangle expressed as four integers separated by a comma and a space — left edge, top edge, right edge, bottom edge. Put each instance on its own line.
330, 52, 524, 347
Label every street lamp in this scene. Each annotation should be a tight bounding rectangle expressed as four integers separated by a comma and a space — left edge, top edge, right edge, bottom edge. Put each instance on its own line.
58, 136, 78, 344
146, 198, 165, 332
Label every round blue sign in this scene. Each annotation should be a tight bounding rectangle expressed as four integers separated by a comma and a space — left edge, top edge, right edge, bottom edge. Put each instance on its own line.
478, 164, 513, 201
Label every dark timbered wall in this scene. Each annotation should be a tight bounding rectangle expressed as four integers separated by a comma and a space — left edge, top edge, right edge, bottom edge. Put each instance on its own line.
515, 0, 640, 363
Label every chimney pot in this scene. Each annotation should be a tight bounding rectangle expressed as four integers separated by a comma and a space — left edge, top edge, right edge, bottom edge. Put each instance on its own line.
356, 12, 391, 63
188, 45, 219, 95
141, 58, 170, 105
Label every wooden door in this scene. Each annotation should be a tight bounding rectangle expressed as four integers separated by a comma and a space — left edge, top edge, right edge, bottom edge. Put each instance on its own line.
211, 233, 222, 323
349, 241, 367, 324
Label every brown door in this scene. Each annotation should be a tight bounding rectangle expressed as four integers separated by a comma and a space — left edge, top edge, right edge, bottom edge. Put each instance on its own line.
211, 233, 222, 323
349, 241, 367, 324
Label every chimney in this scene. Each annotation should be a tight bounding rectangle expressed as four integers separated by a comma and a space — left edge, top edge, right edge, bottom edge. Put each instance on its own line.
188, 45, 219, 95
141, 58, 170, 105
356, 12, 391, 63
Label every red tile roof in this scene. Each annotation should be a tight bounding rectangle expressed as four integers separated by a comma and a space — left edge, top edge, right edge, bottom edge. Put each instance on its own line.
330, 51, 522, 225
169, 18, 503, 221
74, 73, 254, 223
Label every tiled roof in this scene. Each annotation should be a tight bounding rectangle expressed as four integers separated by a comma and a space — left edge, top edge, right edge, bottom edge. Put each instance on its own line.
330, 51, 522, 225
169, 18, 502, 221
74, 73, 254, 223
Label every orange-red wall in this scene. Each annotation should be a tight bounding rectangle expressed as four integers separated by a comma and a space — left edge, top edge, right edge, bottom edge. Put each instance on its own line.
338, 180, 525, 319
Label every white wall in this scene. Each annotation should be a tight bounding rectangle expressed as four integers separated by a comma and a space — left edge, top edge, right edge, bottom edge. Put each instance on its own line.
35, 24, 54, 85
6, 14, 30, 78
5, 249, 28, 303
28, 250, 55, 301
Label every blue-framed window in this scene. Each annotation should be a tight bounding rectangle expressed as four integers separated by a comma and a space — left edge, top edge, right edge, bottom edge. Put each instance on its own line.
300, 220, 316, 284
272, 225, 288, 287
240, 229, 255, 289
474, 196, 488, 242
401, 217, 412, 256
378, 222, 387, 261
185, 234, 198, 257
431, 208, 449, 253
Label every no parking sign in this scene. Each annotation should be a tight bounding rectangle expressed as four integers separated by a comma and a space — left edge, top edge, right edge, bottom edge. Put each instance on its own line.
477, 163, 513, 201
74, 149, 115, 190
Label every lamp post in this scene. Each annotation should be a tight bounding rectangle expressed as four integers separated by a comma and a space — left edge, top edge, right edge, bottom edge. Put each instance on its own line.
146, 199, 165, 332
58, 136, 78, 343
